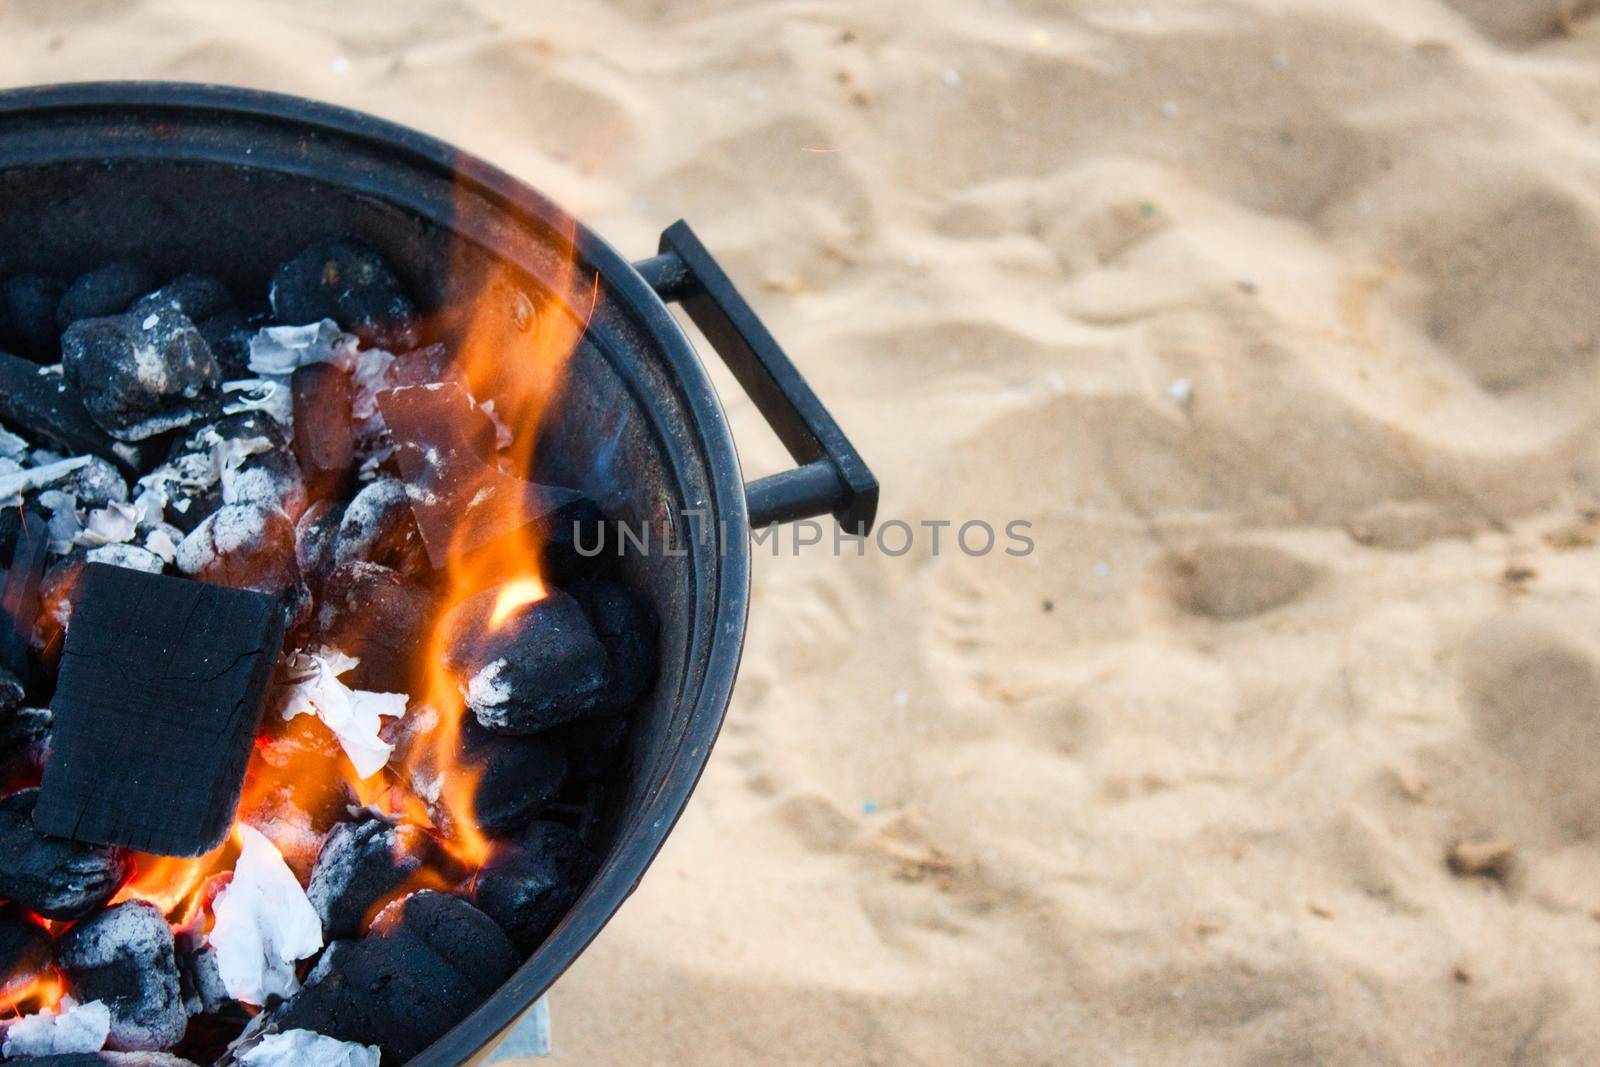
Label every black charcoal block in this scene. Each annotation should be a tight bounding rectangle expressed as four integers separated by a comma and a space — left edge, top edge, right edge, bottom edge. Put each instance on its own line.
0, 705, 51, 794
194, 308, 260, 381
32, 564, 285, 856
458, 717, 566, 838
377, 383, 582, 568
441, 585, 608, 733
0, 789, 129, 920
0, 902, 52, 998
569, 579, 658, 710
127, 275, 233, 326
56, 263, 158, 330
470, 821, 594, 951
306, 812, 444, 940
272, 891, 516, 1063
0, 275, 66, 361
270, 239, 419, 349
57, 901, 187, 1052
314, 562, 430, 694
0, 354, 159, 476
290, 362, 355, 502
1, 508, 49, 681
61, 309, 220, 442
330, 477, 429, 578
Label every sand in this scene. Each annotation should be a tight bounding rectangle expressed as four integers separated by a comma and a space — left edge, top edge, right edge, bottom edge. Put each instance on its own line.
7, 0, 1600, 1063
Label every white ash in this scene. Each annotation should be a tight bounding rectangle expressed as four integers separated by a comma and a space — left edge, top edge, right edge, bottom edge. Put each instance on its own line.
0, 454, 92, 504
280, 650, 408, 779
246, 320, 347, 377
86, 543, 167, 574
78, 499, 141, 547
240, 1029, 381, 1067
135, 425, 272, 522
0, 426, 28, 460
332, 478, 408, 567
222, 378, 291, 425
1, 996, 112, 1057
466, 658, 514, 726
209, 824, 324, 1007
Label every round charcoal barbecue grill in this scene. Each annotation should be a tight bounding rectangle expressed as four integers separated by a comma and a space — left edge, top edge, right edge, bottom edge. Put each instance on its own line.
0, 82, 878, 1065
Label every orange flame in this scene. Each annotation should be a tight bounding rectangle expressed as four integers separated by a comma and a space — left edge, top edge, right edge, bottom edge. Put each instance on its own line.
1, 965, 64, 1019
398, 218, 599, 870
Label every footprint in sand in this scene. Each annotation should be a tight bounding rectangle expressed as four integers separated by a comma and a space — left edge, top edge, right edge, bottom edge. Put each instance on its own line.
1462, 616, 1600, 839
1160, 542, 1320, 621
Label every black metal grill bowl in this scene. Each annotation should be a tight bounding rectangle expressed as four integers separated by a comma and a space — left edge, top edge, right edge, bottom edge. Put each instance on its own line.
0, 82, 877, 1066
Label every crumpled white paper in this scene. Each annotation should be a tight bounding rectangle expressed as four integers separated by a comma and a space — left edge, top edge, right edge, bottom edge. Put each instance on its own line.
209, 824, 325, 1006
0, 996, 111, 1057
282, 651, 409, 779
240, 1028, 382, 1067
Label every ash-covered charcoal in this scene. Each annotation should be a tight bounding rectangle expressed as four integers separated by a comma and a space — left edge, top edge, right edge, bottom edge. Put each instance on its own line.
270, 890, 517, 1063
61, 308, 220, 442
290, 363, 354, 502
569, 579, 658, 710
57, 902, 187, 1053
305, 811, 445, 940
0, 903, 52, 999
0, 355, 159, 476
441, 584, 608, 733
329, 477, 429, 578
0, 275, 67, 361
127, 275, 233, 326
174, 504, 309, 628
196, 308, 268, 381
456, 717, 567, 838
175, 938, 231, 1019
141, 415, 294, 535
313, 562, 429, 694
0, 790, 130, 920
270, 239, 419, 350
55, 263, 158, 331
292, 499, 344, 594
0, 706, 51, 793
469, 821, 595, 951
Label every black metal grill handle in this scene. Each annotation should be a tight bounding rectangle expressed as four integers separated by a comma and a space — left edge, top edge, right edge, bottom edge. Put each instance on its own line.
633, 221, 879, 535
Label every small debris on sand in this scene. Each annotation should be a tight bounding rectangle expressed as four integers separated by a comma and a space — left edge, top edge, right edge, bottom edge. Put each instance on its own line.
1446, 838, 1514, 881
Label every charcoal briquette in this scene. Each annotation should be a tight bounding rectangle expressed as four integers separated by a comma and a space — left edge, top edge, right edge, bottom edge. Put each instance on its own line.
330, 477, 428, 578
174, 503, 299, 598
127, 274, 233, 326
0, 662, 23, 714
0, 705, 51, 794
269, 239, 419, 350
0, 789, 130, 920
569, 579, 658, 711
194, 308, 264, 381
0, 902, 52, 999
0, 353, 160, 475
441, 585, 608, 733
458, 716, 567, 838
55, 263, 158, 331
61, 308, 220, 442
56, 901, 187, 1052
469, 821, 594, 951
548, 711, 629, 783
314, 561, 430, 694
305, 811, 445, 940
290, 362, 355, 502
292, 498, 344, 594
0, 274, 66, 361
270, 890, 517, 1064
